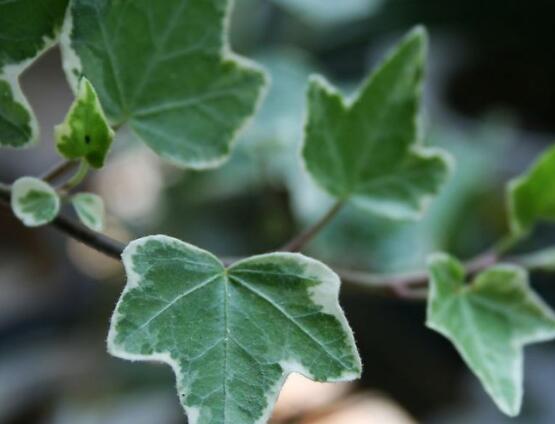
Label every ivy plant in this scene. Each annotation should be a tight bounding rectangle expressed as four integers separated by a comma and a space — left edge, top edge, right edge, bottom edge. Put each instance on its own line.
1, 0, 555, 422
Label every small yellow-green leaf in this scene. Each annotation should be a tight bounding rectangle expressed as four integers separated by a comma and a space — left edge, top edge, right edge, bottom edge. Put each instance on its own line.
11, 177, 60, 227
109, 235, 361, 424
72, 192, 104, 231
302, 27, 452, 220
426, 253, 555, 416
55, 78, 114, 168
508, 144, 555, 236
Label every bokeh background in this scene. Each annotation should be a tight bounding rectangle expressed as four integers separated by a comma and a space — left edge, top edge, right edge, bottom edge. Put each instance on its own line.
1, 0, 555, 422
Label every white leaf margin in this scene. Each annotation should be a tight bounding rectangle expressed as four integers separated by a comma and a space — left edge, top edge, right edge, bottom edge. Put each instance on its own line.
11, 176, 61, 227
108, 234, 361, 424
59, 0, 270, 170
426, 252, 555, 416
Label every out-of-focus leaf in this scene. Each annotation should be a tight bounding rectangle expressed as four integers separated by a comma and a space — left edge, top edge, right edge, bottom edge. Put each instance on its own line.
508, 145, 555, 236
303, 27, 452, 220
72, 192, 105, 232
272, 0, 384, 28
427, 253, 555, 416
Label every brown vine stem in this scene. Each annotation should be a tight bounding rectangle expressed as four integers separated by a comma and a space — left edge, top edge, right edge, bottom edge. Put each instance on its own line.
0, 183, 124, 260
41, 160, 79, 183
0, 182, 510, 298
280, 201, 344, 252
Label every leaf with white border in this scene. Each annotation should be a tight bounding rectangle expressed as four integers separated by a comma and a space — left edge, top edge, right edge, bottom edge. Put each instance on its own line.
55, 78, 114, 168
108, 235, 361, 424
11, 177, 61, 227
302, 27, 452, 220
426, 253, 555, 416
72, 192, 104, 231
508, 144, 555, 236
61, 0, 267, 169
0, 0, 68, 148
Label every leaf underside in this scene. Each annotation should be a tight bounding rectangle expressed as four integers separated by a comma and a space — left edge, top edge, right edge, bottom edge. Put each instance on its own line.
302, 27, 451, 220
109, 235, 361, 424
62, 0, 267, 169
72, 192, 104, 231
0, 0, 68, 148
426, 253, 555, 416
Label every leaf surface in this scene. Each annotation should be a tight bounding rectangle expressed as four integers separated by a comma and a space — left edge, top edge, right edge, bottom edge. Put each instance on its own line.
0, 0, 68, 147
72, 192, 104, 231
55, 78, 114, 168
11, 177, 60, 226
302, 27, 451, 220
109, 235, 361, 424
508, 144, 555, 236
62, 0, 267, 168
426, 253, 555, 416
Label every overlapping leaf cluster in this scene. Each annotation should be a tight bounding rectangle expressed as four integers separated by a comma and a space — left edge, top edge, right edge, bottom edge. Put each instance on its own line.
3, 0, 555, 422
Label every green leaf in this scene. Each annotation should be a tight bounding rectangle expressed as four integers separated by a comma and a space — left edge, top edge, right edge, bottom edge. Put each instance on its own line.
11, 177, 60, 227
55, 78, 114, 168
108, 235, 361, 424
72, 192, 105, 231
302, 27, 452, 220
508, 144, 555, 236
426, 253, 555, 416
0, 0, 68, 148
61, 0, 267, 169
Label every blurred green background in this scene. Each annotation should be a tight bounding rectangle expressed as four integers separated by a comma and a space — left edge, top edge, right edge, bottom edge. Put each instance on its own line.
1, 0, 555, 422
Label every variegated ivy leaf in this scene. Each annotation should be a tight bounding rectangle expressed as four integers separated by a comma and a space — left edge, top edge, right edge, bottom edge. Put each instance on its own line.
109, 236, 361, 424
426, 253, 555, 416
508, 144, 555, 236
61, 0, 267, 169
302, 27, 452, 220
55, 78, 114, 168
11, 177, 61, 227
0, 0, 68, 148
72, 192, 104, 231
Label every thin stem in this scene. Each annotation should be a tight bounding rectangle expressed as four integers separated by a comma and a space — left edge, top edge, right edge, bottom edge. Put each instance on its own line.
281, 201, 344, 252
42, 160, 79, 183
59, 160, 90, 193
0, 184, 124, 260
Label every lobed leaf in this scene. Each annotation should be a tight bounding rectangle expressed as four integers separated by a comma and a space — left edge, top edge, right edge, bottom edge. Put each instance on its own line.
508, 144, 555, 236
61, 0, 267, 169
0, 0, 68, 148
72, 192, 105, 231
426, 253, 555, 416
11, 177, 60, 227
55, 78, 114, 168
302, 27, 452, 220
109, 235, 361, 424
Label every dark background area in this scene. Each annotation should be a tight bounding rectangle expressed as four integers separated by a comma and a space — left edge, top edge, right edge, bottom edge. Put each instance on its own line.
1, 0, 555, 422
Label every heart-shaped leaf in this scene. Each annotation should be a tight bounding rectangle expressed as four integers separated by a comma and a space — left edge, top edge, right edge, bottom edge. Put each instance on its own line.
508, 144, 555, 236
426, 253, 555, 416
11, 177, 60, 227
0, 0, 68, 148
108, 235, 361, 424
72, 192, 105, 231
61, 0, 267, 169
302, 27, 451, 220
55, 78, 115, 168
